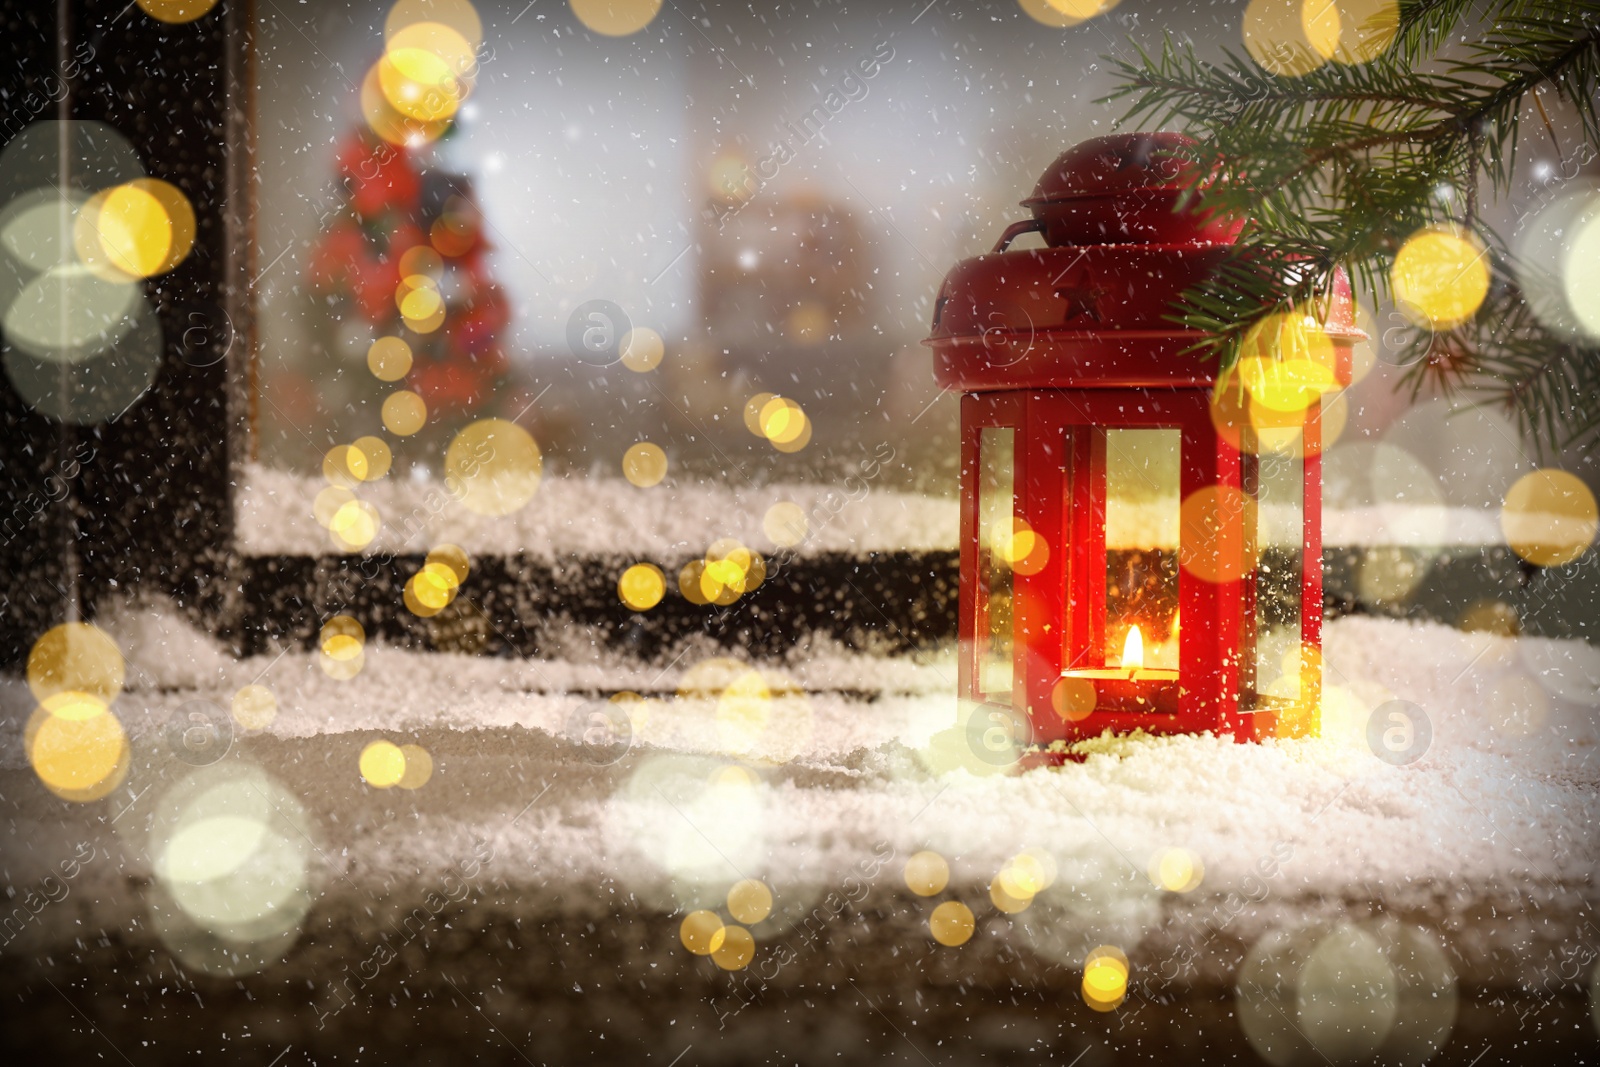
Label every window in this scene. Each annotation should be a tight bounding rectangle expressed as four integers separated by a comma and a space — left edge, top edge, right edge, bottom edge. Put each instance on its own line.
977, 426, 1015, 700
1244, 447, 1306, 709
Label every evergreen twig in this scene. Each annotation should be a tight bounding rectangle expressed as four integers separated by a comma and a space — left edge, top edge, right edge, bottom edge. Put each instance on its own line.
1103, 0, 1600, 455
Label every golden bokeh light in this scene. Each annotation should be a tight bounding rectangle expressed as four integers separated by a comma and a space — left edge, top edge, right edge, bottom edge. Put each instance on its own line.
1501, 469, 1599, 567
1211, 383, 1274, 456
620, 326, 664, 372
407, 560, 463, 617
320, 647, 365, 680
367, 336, 414, 381
127, 178, 195, 275
1017, 0, 1117, 29
758, 396, 811, 452
322, 444, 367, 489
1178, 485, 1259, 584
351, 435, 393, 480
771, 420, 811, 454
231, 684, 278, 731
619, 563, 667, 612
712, 925, 755, 971
26, 691, 128, 802
418, 560, 463, 606
387, 0, 483, 49
1148, 847, 1205, 893
679, 560, 713, 606
997, 849, 1056, 899
361, 62, 450, 147
428, 543, 471, 585
623, 442, 668, 488
328, 499, 381, 552
763, 501, 808, 548
1243, 0, 1341, 77
680, 909, 726, 956
382, 390, 428, 436
1234, 308, 1340, 415
398, 743, 434, 789
377, 51, 462, 126
1083, 945, 1130, 1011
700, 537, 761, 604
446, 418, 543, 516
313, 486, 356, 529
570, 0, 663, 37
398, 280, 445, 322
904, 851, 950, 897
319, 616, 366, 680
759, 396, 806, 444
743, 392, 776, 436
1332, 0, 1400, 64
727, 879, 773, 925
1238, 356, 1338, 415
398, 244, 444, 280
382, 21, 477, 123
1051, 676, 1098, 722
136, 0, 219, 24
404, 306, 446, 335
684, 540, 765, 606
929, 900, 975, 947
27, 622, 124, 704
322, 615, 366, 648
403, 578, 442, 618
359, 740, 407, 788
1245, 392, 1307, 453
1392, 225, 1490, 330
1262, 387, 1348, 459
990, 873, 1032, 915
991, 516, 1050, 576
76, 178, 195, 280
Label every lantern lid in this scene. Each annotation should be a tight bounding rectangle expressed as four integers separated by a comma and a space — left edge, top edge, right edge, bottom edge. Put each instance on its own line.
1021, 131, 1198, 209
923, 132, 1366, 392
1015, 131, 1231, 248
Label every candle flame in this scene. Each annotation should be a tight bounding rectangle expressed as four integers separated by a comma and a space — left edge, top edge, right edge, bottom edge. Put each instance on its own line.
1122, 625, 1144, 670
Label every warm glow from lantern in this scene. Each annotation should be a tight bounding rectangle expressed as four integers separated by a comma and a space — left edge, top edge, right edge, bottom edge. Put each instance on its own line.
1122, 625, 1144, 671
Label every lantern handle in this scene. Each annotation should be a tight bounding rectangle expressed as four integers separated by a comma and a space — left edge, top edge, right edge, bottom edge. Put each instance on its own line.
991, 219, 1044, 254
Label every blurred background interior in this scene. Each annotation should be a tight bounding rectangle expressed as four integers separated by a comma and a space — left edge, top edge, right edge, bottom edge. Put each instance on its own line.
250, 0, 1598, 510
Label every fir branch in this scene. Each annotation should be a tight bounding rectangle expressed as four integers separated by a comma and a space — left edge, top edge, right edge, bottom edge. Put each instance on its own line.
1105, 0, 1600, 454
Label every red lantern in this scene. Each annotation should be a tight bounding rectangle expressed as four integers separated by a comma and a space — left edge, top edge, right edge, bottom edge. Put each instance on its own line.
925, 133, 1363, 746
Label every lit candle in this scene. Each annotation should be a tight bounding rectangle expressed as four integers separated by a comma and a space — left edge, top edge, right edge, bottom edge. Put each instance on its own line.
1059, 621, 1180, 714
1121, 624, 1144, 672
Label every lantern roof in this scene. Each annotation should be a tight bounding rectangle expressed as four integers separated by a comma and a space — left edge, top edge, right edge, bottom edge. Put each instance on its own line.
1023, 132, 1194, 211
925, 132, 1364, 392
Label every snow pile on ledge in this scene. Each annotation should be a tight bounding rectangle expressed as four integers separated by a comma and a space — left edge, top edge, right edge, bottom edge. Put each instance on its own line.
238, 463, 957, 559
238, 463, 1511, 558
6, 596, 1585, 936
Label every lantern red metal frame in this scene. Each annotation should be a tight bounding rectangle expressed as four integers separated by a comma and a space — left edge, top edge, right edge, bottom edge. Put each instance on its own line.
928, 132, 1361, 747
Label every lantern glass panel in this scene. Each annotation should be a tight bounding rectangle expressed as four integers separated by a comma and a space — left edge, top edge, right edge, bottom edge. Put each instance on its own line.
1103, 429, 1181, 669
977, 426, 1015, 699
1245, 447, 1305, 706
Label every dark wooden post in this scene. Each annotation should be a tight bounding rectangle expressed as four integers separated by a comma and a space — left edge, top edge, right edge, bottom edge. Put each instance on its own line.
0, 0, 249, 666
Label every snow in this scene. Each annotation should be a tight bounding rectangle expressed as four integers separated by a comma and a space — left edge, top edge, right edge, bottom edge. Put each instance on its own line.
237, 462, 958, 558
238, 463, 1514, 557
8, 595, 1589, 973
